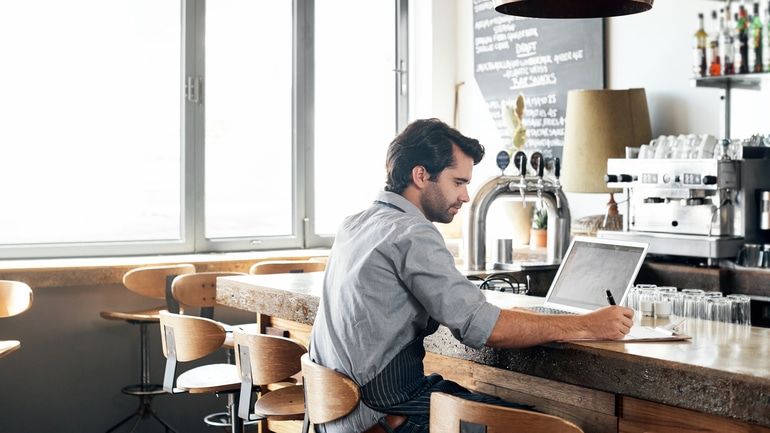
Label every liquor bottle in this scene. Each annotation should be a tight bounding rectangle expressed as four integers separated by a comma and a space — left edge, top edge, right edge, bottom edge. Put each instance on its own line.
750, 2, 763, 72
711, 10, 723, 76
722, 5, 736, 74
765, 1, 770, 71
737, 4, 750, 73
694, 13, 709, 77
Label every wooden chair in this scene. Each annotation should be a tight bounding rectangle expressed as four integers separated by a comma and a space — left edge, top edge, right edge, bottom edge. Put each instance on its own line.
170, 271, 260, 428
300, 353, 361, 433
233, 330, 307, 424
100, 263, 195, 433
248, 260, 326, 275
0, 280, 33, 359
159, 310, 245, 432
429, 392, 584, 433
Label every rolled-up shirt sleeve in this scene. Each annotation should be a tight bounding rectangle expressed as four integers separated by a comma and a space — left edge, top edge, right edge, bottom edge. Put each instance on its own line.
393, 222, 501, 349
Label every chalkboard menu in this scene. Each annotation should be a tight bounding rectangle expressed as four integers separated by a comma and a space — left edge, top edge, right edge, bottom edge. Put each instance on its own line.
473, 0, 604, 159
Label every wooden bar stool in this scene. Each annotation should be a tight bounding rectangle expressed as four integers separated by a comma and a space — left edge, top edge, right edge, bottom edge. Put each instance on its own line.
233, 330, 306, 424
170, 271, 260, 428
0, 280, 33, 359
248, 260, 326, 275
100, 264, 195, 433
299, 353, 361, 433
429, 392, 584, 433
159, 310, 245, 432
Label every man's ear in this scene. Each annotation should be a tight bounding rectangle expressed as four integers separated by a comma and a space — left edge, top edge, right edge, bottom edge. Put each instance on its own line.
411, 165, 429, 189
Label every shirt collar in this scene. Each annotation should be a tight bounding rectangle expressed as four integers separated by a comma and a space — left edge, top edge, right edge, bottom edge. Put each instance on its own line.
375, 191, 426, 219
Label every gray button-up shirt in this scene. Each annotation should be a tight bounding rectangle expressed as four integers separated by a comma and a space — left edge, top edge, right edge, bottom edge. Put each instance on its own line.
309, 191, 501, 433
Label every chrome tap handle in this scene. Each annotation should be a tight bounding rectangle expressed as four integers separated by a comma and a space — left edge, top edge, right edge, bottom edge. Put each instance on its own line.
553, 157, 563, 209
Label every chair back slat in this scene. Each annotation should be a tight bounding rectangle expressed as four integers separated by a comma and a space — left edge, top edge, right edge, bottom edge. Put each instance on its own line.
0, 281, 33, 318
301, 354, 360, 424
233, 331, 306, 386
123, 264, 196, 299
159, 310, 226, 362
172, 272, 246, 308
429, 393, 584, 433
248, 260, 325, 275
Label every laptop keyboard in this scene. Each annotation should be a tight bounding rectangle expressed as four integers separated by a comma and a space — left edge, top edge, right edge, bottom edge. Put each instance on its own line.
527, 306, 577, 315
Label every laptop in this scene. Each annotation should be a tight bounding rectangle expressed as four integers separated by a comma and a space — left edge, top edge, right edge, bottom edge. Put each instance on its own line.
529, 236, 648, 315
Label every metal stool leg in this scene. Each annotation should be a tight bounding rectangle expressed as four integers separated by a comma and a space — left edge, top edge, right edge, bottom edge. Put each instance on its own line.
105, 321, 175, 433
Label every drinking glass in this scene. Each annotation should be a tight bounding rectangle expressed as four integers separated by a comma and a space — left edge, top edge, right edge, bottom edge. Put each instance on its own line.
667, 292, 686, 318
726, 294, 752, 326
706, 298, 731, 322
700, 291, 723, 319
627, 284, 656, 310
637, 287, 658, 317
683, 290, 704, 319
655, 293, 674, 319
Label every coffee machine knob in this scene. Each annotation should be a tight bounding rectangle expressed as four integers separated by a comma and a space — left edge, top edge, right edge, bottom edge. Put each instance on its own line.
619, 174, 633, 182
702, 175, 718, 185
604, 174, 618, 183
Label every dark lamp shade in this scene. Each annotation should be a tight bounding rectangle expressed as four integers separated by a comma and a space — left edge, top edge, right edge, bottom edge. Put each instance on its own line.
561, 88, 651, 194
493, 0, 653, 19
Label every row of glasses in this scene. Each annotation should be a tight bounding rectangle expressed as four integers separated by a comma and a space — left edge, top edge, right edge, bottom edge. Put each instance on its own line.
625, 285, 751, 325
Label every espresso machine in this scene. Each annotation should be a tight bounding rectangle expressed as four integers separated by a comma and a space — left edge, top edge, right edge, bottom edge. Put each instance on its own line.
598, 140, 770, 265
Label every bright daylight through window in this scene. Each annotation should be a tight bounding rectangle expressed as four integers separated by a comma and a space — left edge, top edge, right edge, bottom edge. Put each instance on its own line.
0, 0, 406, 259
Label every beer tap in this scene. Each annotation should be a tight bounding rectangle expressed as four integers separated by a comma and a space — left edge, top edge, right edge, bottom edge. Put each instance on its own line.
510, 151, 528, 206
553, 157, 563, 210
531, 152, 545, 204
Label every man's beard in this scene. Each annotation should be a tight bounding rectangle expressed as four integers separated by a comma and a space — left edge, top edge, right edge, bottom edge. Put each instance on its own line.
421, 182, 460, 223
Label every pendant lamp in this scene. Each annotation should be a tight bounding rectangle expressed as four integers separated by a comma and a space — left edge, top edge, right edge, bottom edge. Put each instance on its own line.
493, 0, 653, 19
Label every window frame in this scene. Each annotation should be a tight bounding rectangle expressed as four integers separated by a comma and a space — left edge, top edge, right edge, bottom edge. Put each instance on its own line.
0, 0, 408, 259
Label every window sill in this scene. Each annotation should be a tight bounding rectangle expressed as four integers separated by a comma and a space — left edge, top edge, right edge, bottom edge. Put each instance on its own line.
0, 249, 330, 289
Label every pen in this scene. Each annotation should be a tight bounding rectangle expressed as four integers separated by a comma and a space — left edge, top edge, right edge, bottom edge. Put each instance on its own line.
605, 289, 616, 306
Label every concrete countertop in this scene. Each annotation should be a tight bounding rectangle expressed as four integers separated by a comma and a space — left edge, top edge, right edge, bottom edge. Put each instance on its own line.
216, 272, 770, 428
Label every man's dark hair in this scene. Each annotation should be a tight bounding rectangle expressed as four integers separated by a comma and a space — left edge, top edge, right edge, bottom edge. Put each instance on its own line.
385, 118, 485, 194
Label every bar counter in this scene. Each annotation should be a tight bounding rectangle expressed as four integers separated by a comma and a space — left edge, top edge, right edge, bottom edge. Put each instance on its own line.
216, 272, 770, 432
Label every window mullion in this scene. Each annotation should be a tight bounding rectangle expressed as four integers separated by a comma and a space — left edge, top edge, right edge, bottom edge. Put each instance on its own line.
298, 0, 317, 248
186, 0, 205, 253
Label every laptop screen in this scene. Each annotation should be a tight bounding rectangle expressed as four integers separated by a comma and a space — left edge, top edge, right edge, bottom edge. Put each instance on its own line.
545, 238, 647, 312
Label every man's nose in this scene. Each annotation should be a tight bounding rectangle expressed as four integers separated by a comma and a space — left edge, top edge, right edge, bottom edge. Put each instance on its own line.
459, 186, 470, 203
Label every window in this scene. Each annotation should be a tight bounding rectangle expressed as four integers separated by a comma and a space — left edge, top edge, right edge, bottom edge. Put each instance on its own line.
0, 0, 408, 259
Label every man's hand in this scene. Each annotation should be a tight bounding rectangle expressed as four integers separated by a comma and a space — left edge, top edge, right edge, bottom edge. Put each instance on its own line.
581, 305, 634, 340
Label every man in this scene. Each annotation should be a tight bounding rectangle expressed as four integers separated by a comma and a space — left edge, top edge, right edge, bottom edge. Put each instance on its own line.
309, 118, 633, 433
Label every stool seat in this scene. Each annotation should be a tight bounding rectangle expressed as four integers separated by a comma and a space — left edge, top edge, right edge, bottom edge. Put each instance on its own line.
122, 383, 166, 396
100, 306, 164, 322
101, 264, 196, 433
176, 363, 241, 394
0, 340, 21, 359
254, 385, 305, 421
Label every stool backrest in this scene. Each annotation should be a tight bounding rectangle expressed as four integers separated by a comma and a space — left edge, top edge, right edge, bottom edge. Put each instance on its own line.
172, 272, 246, 308
0, 280, 33, 318
233, 330, 307, 386
248, 260, 325, 275
430, 392, 584, 433
300, 353, 360, 425
159, 310, 226, 362
123, 264, 196, 299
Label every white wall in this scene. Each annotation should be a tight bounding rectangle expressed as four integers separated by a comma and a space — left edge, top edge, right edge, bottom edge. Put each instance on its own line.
413, 0, 770, 224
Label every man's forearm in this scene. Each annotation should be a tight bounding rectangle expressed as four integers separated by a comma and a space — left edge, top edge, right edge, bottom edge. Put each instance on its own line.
485, 308, 590, 348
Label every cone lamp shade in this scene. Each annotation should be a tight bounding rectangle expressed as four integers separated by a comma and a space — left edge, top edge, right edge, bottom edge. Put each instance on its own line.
561, 88, 651, 194
493, 0, 653, 19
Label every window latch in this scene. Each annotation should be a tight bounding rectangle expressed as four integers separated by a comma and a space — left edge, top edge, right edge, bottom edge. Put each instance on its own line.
185, 76, 202, 104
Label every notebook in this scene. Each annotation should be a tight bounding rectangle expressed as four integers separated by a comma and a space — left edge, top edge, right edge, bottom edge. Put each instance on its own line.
529, 236, 648, 315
